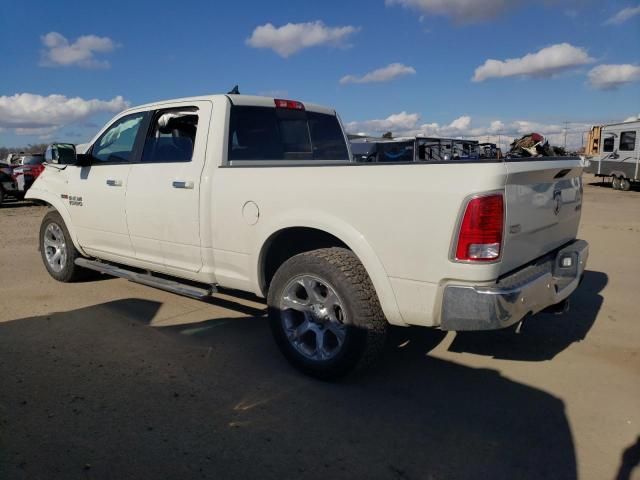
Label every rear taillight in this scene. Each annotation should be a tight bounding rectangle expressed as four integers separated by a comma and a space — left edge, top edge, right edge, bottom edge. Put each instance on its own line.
274, 98, 305, 110
455, 193, 504, 262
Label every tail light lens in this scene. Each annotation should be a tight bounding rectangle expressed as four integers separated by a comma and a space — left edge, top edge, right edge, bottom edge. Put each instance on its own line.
455, 194, 504, 262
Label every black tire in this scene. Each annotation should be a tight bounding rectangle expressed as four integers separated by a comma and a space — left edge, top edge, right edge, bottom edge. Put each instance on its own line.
267, 247, 388, 380
612, 176, 621, 190
0, 187, 4, 207
620, 178, 631, 191
39, 210, 86, 282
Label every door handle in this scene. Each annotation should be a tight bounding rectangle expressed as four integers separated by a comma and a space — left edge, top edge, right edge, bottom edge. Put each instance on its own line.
106, 179, 123, 187
172, 180, 194, 189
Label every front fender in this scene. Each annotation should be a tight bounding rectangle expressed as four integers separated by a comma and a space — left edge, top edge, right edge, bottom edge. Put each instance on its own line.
255, 210, 406, 327
26, 186, 86, 256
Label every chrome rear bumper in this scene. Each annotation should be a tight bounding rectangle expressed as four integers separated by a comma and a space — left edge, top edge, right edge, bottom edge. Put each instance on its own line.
441, 240, 589, 331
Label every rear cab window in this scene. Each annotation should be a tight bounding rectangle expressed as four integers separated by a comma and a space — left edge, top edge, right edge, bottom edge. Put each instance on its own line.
227, 103, 349, 163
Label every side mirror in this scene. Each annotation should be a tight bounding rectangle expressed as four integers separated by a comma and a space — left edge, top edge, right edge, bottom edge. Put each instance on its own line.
45, 143, 77, 165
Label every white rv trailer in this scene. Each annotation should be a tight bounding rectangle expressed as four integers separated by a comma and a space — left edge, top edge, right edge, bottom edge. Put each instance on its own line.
584, 120, 640, 191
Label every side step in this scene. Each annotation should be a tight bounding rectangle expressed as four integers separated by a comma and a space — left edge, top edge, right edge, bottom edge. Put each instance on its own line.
75, 258, 216, 300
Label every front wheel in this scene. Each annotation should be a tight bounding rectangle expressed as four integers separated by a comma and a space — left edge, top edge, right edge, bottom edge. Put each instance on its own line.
267, 247, 388, 380
39, 210, 86, 282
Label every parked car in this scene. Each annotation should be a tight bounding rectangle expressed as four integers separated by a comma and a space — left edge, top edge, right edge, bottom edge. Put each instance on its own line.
0, 162, 19, 206
12, 154, 45, 195
28, 94, 589, 379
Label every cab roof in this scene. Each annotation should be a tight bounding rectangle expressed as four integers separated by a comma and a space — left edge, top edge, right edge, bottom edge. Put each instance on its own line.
125, 94, 336, 116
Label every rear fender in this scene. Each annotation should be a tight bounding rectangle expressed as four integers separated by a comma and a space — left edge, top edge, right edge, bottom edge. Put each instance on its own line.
256, 211, 406, 326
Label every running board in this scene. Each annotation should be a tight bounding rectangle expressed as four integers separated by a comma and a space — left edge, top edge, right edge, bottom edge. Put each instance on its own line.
74, 258, 216, 300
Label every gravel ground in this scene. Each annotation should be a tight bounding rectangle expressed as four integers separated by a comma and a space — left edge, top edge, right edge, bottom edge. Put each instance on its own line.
0, 174, 638, 480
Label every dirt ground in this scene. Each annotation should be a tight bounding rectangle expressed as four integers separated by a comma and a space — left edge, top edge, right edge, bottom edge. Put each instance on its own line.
0, 174, 638, 480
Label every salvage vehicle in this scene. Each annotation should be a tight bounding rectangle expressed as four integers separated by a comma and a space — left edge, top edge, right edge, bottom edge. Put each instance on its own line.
27, 94, 589, 379
350, 139, 414, 162
12, 154, 46, 195
351, 137, 481, 163
0, 162, 19, 206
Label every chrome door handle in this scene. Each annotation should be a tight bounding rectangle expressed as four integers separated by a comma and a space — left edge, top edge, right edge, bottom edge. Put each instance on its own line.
106, 179, 123, 187
172, 180, 194, 189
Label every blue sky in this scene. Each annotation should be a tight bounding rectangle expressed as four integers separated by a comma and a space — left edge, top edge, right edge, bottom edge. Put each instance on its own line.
1, 0, 639, 149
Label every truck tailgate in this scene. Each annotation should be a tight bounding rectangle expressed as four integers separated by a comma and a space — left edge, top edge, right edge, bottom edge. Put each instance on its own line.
500, 159, 583, 275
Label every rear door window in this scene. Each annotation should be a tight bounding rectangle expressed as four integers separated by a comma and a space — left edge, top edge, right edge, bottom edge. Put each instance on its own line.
228, 106, 349, 162
142, 107, 199, 163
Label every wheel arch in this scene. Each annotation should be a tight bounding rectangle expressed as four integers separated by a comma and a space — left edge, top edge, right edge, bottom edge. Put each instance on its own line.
28, 189, 86, 255
256, 220, 405, 326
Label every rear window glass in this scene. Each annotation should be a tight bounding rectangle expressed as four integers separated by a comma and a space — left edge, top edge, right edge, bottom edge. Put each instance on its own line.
228, 106, 349, 161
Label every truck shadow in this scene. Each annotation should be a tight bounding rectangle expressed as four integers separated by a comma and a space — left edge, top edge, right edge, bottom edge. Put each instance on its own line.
0, 298, 577, 480
447, 270, 607, 361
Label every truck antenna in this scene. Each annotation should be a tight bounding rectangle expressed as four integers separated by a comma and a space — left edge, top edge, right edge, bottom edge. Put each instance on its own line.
227, 85, 240, 95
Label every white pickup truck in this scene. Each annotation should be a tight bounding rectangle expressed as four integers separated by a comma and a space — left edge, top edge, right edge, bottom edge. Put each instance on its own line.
28, 94, 589, 379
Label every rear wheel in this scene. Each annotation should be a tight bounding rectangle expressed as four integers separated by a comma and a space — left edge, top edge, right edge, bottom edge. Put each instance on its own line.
620, 178, 631, 191
268, 247, 388, 380
612, 176, 621, 190
39, 210, 86, 282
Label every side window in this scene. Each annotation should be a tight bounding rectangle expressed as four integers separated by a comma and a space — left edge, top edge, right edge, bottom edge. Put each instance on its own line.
92, 113, 145, 163
603, 135, 615, 153
142, 108, 199, 163
619, 131, 636, 151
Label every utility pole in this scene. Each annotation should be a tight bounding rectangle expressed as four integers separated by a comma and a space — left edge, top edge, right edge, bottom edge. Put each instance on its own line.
563, 121, 569, 149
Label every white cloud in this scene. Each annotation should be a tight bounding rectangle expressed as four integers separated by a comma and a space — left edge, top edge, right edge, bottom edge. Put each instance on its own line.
588, 64, 640, 90
246, 21, 359, 58
473, 43, 594, 82
345, 112, 592, 150
0, 93, 130, 137
624, 114, 640, 122
386, 0, 522, 23
40, 32, 118, 68
604, 5, 640, 25
345, 111, 421, 133
340, 63, 416, 84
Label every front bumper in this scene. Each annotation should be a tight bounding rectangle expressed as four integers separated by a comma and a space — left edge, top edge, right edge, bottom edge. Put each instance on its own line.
441, 240, 589, 331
